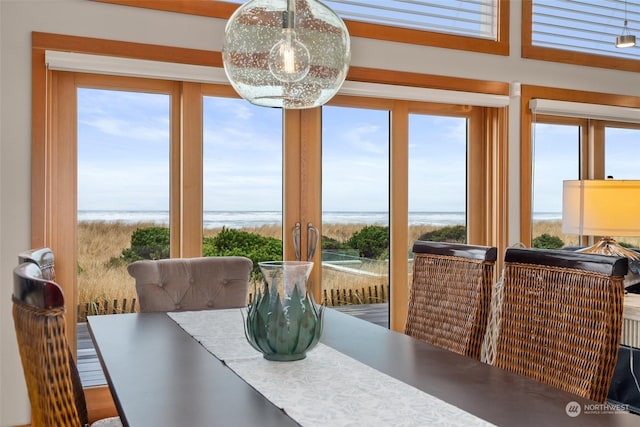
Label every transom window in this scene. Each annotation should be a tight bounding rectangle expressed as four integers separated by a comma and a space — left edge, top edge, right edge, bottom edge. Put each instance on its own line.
532, 0, 640, 60
94, 0, 508, 54
224, 0, 499, 40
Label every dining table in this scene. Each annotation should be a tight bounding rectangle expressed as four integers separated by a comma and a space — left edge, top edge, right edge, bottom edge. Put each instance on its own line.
87, 308, 639, 427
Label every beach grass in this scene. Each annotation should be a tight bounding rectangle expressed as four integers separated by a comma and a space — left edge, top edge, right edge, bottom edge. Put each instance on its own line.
77, 220, 640, 315
77, 221, 436, 310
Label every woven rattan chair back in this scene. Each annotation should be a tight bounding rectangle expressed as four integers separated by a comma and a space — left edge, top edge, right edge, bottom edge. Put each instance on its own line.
12, 262, 89, 427
405, 241, 497, 360
12, 262, 122, 427
493, 248, 627, 403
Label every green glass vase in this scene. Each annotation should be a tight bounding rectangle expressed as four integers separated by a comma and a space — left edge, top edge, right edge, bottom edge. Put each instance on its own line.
244, 261, 323, 361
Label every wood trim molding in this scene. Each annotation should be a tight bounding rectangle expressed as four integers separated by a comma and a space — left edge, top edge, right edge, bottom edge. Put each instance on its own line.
179, 82, 204, 257
490, 107, 509, 273
523, 45, 640, 74
346, 67, 509, 97
32, 31, 223, 67
34, 31, 509, 98
94, 0, 509, 56
521, 85, 640, 119
46, 71, 79, 356
299, 108, 322, 302
31, 48, 48, 248
281, 107, 322, 299
85, 386, 118, 423
94, 0, 239, 18
389, 100, 409, 333
467, 108, 488, 244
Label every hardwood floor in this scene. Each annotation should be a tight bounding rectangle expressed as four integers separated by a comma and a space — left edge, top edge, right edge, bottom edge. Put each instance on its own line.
78, 322, 106, 387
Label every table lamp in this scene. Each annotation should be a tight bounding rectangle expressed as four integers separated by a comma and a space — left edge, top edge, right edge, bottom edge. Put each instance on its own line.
562, 179, 640, 264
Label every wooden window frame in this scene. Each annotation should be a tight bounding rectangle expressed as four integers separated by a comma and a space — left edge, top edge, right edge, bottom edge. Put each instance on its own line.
522, 0, 640, 73
33, 31, 508, 339
314, 97, 506, 330
95, 0, 510, 55
519, 84, 640, 247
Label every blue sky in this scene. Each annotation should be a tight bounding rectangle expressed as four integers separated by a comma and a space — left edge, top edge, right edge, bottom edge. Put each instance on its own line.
78, 88, 470, 213
78, 89, 171, 211
78, 89, 639, 214
75, 2, 640, 214
532, 122, 640, 213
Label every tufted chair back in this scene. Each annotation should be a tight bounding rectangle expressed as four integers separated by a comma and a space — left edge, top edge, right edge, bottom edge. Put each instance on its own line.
127, 256, 253, 313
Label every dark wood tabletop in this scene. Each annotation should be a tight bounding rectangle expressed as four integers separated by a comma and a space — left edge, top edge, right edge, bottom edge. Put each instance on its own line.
88, 309, 639, 427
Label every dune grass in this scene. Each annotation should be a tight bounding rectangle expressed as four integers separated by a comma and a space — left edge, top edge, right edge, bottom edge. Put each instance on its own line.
77, 221, 437, 309
78, 220, 640, 314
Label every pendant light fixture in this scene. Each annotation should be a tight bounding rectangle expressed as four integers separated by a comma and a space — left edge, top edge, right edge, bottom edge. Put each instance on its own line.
616, 0, 636, 48
222, 0, 350, 109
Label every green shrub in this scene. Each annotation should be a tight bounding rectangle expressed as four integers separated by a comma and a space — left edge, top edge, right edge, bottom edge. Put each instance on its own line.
418, 225, 466, 243
322, 235, 348, 250
202, 227, 282, 278
119, 226, 282, 279
347, 225, 389, 259
532, 233, 564, 249
121, 226, 170, 262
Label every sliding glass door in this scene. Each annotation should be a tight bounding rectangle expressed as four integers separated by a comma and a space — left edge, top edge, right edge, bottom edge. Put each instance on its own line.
202, 94, 283, 297
44, 71, 503, 354
321, 105, 390, 323
77, 87, 171, 321
408, 113, 468, 292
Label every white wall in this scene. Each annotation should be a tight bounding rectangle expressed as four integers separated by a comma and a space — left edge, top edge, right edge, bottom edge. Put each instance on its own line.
0, 0, 4, 424
1, 0, 639, 425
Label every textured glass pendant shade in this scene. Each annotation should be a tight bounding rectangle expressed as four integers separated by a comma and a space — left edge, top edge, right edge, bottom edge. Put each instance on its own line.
222, 0, 350, 109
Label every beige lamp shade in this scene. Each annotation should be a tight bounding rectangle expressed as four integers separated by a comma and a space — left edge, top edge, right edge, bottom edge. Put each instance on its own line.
562, 180, 640, 237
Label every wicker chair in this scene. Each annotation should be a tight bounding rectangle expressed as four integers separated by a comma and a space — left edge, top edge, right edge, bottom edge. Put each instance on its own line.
12, 262, 122, 427
18, 247, 55, 280
127, 256, 253, 312
491, 248, 627, 403
405, 240, 497, 360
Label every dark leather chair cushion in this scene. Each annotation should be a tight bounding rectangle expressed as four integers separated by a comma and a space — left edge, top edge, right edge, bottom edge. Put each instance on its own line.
608, 345, 640, 414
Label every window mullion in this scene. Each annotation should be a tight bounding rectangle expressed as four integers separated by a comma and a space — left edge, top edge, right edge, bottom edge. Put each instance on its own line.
177, 82, 203, 257
390, 100, 409, 333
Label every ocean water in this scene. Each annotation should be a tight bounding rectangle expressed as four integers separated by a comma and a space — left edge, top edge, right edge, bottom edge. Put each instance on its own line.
78, 210, 562, 229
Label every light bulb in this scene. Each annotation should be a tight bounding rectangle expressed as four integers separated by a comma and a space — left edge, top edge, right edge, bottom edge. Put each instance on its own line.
222, 0, 350, 108
268, 29, 310, 83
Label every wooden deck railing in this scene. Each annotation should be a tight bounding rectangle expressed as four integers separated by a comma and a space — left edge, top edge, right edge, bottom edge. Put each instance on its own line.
322, 285, 388, 306
77, 298, 137, 322
77, 284, 390, 322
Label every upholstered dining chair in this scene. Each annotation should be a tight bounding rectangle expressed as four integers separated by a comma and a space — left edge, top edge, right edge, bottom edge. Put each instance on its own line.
490, 248, 627, 403
405, 240, 497, 360
12, 262, 122, 427
127, 256, 253, 312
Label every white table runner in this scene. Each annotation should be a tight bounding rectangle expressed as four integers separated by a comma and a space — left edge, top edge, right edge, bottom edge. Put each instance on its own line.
168, 309, 495, 427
